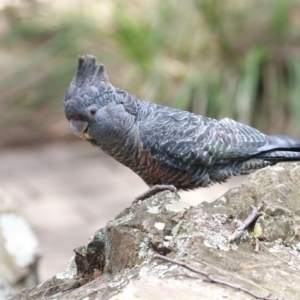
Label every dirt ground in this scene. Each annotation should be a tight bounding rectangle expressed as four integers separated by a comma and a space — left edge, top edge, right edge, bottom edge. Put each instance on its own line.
0, 142, 244, 282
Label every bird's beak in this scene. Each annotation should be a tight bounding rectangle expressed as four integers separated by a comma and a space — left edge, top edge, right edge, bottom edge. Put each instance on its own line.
70, 120, 91, 139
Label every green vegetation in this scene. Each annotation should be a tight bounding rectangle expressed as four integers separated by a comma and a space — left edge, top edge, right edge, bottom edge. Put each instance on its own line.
1, 0, 300, 147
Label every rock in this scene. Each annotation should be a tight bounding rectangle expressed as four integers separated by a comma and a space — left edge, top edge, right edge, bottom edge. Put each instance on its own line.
8, 163, 300, 300
110, 277, 241, 300
0, 190, 40, 297
0, 278, 13, 300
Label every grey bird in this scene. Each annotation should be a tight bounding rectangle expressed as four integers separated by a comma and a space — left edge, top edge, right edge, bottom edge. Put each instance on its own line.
64, 55, 300, 200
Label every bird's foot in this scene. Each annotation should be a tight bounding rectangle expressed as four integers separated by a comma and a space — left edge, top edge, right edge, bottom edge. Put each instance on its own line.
132, 184, 177, 206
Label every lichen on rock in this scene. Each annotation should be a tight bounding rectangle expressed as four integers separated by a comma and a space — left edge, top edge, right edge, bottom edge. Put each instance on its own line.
8, 163, 300, 300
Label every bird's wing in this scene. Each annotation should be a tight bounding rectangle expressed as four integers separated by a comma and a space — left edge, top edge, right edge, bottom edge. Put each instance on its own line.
140, 109, 270, 170
215, 118, 269, 158
217, 118, 300, 156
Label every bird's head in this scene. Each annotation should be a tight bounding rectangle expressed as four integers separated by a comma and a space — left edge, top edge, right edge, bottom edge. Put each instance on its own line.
64, 55, 112, 140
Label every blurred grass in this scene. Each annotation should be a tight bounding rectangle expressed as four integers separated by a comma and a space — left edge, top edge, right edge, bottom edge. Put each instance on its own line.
1, 0, 300, 148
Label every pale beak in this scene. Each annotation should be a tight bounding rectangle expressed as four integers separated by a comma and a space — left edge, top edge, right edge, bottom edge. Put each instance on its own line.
70, 120, 91, 139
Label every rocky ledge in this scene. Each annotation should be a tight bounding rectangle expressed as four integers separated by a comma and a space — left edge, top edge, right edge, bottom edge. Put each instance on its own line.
8, 163, 300, 300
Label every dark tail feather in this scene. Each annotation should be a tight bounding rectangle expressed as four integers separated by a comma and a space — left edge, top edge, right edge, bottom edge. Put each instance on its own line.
269, 135, 300, 148
257, 150, 300, 161
256, 134, 300, 161
257, 135, 300, 152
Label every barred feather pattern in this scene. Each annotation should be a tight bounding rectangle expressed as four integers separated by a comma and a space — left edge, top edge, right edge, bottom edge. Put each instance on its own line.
64, 56, 300, 190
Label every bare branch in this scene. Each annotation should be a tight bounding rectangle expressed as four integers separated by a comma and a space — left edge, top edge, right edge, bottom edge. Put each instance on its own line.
229, 205, 263, 243
254, 238, 260, 253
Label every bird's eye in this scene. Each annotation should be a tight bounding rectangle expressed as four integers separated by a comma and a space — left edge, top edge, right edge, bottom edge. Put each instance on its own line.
90, 109, 96, 115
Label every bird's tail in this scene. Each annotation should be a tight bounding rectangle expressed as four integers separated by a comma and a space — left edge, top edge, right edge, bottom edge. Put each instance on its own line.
256, 134, 300, 161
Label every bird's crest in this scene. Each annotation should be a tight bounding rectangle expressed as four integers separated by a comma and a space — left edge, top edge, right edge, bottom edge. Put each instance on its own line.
72, 55, 108, 86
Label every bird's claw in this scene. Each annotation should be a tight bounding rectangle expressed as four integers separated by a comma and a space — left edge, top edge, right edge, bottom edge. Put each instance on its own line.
131, 184, 177, 206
